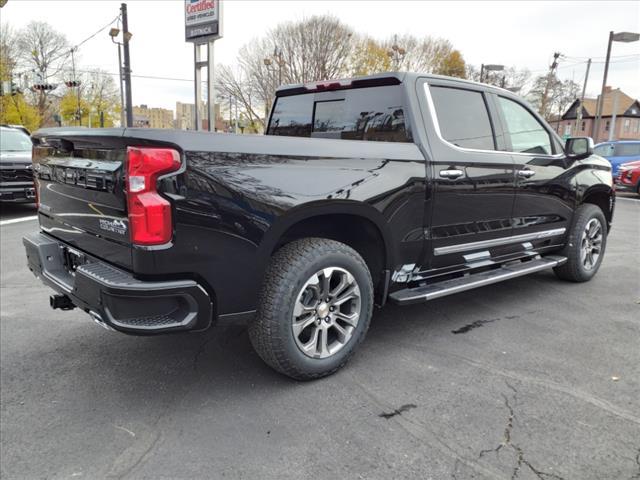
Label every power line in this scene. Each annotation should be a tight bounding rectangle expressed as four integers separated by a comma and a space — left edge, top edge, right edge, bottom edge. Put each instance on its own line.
14, 14, 121, 79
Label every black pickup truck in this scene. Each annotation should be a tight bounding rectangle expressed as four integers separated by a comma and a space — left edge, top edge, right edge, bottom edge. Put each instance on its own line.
24, 73, 614, 380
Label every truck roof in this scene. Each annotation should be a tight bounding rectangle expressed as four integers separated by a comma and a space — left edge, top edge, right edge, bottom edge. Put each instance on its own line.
275, 71, 517, 97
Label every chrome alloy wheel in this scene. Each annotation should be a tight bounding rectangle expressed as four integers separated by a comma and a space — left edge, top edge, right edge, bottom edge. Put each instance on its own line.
581, 218, 603, 270
292, 267, 362, 359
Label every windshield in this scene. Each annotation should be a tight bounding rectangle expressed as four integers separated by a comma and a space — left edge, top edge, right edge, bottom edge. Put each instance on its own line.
0, 129, 32, 152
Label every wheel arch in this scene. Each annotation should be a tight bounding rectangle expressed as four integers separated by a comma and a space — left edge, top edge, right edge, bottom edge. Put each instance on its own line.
259, 201, 394, 295
580, 184, 614, 227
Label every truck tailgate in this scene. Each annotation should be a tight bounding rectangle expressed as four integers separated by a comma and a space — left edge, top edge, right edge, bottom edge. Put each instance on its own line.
32, 131, 133, 270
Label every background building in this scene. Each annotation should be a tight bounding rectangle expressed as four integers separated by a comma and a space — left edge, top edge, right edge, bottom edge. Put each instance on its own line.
554, 87, 640, 142
132, 105, 175, 129
175, 101, 224, 130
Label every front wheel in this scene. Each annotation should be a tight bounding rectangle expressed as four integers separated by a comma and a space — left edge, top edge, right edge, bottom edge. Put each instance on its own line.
249, 238, 373, 380
554, 204, 608, 282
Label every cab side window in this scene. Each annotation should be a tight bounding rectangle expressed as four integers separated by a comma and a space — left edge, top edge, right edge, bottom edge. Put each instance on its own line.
429, 86, 496, 150
498, 97, 553, 155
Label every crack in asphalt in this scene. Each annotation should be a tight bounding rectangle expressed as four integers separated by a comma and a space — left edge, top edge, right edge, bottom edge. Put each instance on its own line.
378, 403, 417, 419
478, 381, 566, 480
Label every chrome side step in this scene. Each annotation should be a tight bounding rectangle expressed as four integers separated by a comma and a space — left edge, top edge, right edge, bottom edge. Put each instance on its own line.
389, 255, 567, 305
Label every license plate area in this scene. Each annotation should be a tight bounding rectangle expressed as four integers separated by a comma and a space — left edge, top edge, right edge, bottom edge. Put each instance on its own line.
61, 246, 85, 274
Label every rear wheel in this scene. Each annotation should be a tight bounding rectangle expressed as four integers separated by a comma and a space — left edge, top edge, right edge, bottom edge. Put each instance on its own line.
249, 238, 373, 380
554, 204, 607, 282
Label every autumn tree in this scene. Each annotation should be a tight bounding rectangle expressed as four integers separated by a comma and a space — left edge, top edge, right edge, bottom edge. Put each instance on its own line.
1, 22, 40, 130
350, 37, 391, 76
59, 70, 120, 127
436, 50, 466, 78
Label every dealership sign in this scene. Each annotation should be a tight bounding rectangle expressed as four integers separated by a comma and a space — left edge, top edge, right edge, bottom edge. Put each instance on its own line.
185, 0, 222, 42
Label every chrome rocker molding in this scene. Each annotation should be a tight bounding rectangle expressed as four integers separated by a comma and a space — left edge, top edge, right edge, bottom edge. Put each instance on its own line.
433, 228, 566, 256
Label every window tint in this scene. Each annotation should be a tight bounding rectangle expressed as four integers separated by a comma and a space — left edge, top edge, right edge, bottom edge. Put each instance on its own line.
430, 86, 495, 150
594, 144, 614, 157
614, 143, 640, 156
268, 94, 313, 137
268, 85, 411, 142
497, 97, 552, 155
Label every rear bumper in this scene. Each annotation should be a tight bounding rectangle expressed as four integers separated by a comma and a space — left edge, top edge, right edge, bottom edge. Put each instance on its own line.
23, 232, 213, 334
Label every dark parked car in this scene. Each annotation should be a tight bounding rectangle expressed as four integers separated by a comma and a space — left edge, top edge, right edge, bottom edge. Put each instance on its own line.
0, 125, 36, 202
23, 73, 614, 379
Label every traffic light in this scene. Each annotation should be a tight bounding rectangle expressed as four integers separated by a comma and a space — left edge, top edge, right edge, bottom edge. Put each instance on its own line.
31, 83, 57, 91
64, 80, 81, 88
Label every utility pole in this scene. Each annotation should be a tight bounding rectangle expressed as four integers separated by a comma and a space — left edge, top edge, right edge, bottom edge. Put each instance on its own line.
575, 58, 591, 135
121, 3, 133, 127
609, 89, 620, 141
539, 52, 561, 119
70, 48, 81, 126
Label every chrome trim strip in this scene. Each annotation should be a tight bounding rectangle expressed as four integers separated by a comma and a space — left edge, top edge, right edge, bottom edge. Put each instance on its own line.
434, 228, 566, 256
422, 83, 565, 159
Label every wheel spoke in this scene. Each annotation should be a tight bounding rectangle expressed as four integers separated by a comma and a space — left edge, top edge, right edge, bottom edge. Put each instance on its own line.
321, 268, 333, 296
318, 327, 330, 357
332, 322, 348, 343
293, 302, 316, 318
329, 272, 349, 298
293, 315, 317, 336
335, 311, 358, 327
333, 285, 357, 306
301, 326, 320, 355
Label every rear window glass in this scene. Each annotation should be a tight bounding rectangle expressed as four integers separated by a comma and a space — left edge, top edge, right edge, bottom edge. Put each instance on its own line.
268, 85, 411, 142
429, 86, 495, 150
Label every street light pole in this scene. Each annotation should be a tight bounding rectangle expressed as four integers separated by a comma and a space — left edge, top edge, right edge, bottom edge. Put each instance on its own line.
593, 31, 640, 140
121, 3, 133, 128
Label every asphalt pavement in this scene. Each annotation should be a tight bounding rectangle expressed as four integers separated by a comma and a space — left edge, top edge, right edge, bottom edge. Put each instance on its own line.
1, 198, 639, 480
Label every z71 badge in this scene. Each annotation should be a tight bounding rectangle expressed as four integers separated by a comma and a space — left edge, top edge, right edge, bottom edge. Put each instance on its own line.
98, 218, 127, 235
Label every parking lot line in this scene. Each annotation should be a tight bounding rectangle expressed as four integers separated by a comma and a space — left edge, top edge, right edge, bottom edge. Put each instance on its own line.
617, 196, 640, 202
0, 216, 38, 226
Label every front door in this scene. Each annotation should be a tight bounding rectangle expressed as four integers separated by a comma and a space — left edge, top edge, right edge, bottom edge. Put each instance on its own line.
491, 94, 574, 249
418, 80, 517, 271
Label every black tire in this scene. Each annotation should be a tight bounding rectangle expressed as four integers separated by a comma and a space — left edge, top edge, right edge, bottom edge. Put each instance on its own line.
248, 238, 373, 381
553, 204, 607, 282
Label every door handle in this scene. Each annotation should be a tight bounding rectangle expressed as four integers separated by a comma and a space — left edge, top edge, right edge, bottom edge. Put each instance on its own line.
517, 169, 536, 178
439, 169, 464, 179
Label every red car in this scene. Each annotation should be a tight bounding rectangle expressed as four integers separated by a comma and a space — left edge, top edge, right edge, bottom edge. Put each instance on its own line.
616, 160, 640, 196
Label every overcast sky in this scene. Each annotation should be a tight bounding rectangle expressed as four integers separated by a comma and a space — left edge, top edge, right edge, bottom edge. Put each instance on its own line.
2, 0, 639, 111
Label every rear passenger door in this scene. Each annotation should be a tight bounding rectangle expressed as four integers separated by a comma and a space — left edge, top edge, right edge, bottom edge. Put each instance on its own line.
418, 79, 517, 270
492, 94, 574, 247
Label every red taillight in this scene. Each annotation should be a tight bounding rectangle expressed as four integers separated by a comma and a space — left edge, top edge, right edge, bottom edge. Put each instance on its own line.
126, 147, 181, 245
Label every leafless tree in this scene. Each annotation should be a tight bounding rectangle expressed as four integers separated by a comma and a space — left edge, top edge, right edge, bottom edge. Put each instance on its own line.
16, 21, 69, 121
384, 34, 454, 73
218, 15, 355, 129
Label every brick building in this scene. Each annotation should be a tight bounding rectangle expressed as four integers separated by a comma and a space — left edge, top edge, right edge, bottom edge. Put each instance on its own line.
553, 87, 640, 143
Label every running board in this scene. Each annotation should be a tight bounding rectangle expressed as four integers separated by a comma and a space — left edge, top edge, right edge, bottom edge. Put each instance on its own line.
389, 255, 567, 305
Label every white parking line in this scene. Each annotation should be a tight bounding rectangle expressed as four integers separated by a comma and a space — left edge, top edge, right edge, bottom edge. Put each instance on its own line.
0, 216, 38, 226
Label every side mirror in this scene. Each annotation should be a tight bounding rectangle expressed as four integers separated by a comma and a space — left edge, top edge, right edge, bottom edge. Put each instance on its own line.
565, 136, 594, 160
